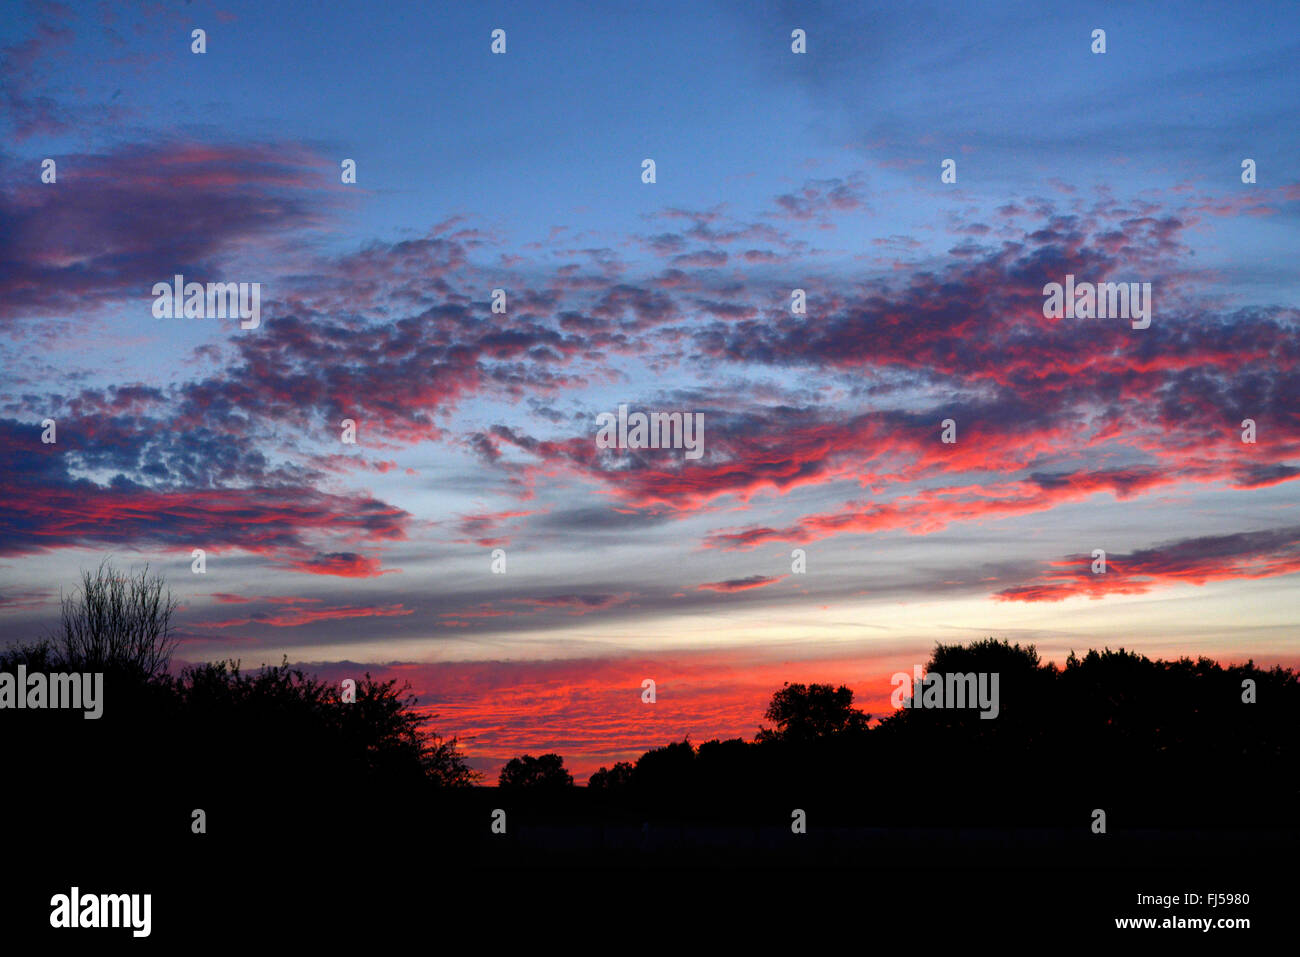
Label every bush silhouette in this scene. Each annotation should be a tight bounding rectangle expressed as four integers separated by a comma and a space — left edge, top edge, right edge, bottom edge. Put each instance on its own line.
1, 560, 479, 861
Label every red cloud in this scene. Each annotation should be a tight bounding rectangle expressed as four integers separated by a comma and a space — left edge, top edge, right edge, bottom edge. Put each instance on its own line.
197, 602, 413, 629
508, 593, 634, 616
697, 575, 787, 592
282, 552, 395, 578
453, 508, 541, 547
994, 527, 1300, 602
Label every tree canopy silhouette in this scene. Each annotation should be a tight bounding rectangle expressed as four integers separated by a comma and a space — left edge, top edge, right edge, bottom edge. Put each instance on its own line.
499, 753, 574, 790
588, 760, 634, 792
756, 682, 870, 743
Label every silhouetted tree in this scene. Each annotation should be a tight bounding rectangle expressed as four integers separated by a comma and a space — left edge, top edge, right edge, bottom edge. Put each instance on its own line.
756, 682, 869, 743
632, 739, 696, 795
180, 657, 479, 790
499, 753, 574, 790
588, 761, 635, 791
695, 737, 760, 795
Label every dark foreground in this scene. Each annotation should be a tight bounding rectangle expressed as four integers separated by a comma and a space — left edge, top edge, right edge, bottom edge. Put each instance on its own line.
7, 787, 1289, 946
5, 641, 1293, 943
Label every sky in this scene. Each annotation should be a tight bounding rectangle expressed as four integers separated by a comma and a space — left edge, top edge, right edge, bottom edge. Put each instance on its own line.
1, 0, 1297, 781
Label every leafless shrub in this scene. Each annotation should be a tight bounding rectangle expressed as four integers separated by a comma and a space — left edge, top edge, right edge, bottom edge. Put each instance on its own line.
56, 558, 179, 677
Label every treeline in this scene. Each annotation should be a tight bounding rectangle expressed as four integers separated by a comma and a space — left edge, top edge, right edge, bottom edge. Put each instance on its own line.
4, 561, 1297, 837
6, 560, 1291, 937
516, 640, 1300, 827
